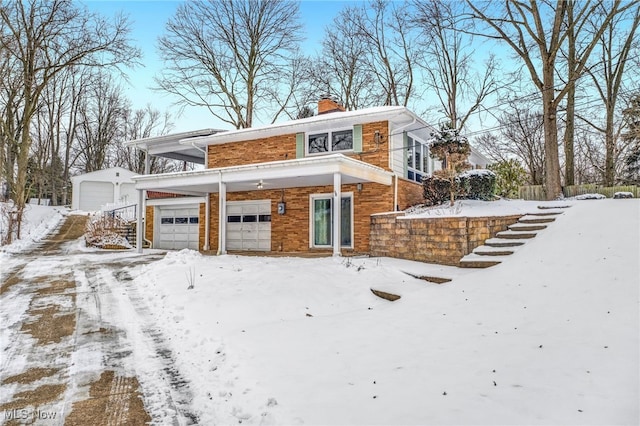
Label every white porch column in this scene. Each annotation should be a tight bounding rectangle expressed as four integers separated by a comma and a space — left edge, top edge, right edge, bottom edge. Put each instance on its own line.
136, 189, 144, 254
217, 181, 227, 255
333, 172, 341, 257
144, 150, 150, 174
204, 193, 210, 251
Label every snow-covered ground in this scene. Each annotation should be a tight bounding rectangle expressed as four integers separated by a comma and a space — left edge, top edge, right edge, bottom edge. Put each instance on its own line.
1, 199, 638, 425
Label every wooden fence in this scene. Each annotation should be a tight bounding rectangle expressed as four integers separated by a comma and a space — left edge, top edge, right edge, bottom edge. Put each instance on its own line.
519, 184, 638, 200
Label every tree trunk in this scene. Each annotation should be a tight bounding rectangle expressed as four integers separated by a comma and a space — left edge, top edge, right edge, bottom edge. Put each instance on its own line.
564, 85, 575, 186
604, 104, 616, 185
542, 69, 563, 200
563, 0, 576, 186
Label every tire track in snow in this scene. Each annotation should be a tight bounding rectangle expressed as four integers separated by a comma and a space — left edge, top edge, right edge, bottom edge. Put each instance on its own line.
76, 260, 200, 424
107, 267, 201, 425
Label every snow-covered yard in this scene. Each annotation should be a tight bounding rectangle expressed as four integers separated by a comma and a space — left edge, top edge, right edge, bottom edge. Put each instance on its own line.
1, 199, 638, 425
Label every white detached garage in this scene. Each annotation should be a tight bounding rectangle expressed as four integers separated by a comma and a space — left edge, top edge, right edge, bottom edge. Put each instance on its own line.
71, 167, 138, 211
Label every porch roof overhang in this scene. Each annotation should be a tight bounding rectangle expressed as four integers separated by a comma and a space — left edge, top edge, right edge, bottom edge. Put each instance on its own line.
123, 128, 224, 164
132, 153, 393, 195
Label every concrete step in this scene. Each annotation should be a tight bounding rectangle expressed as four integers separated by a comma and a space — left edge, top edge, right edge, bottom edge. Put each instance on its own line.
472, 245, 515, 256
538, 205, 571, 210
484, 238, 528, 247
518, 215, 556, 224
370, 288, 401, 301
525, 211, 564, 217
459, 253, 510, 268
509, 223, 547, 232
403, 272, 452, 284
496, 230, 538, 239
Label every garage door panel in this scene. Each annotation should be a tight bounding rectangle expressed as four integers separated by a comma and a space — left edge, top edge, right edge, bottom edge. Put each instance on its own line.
157, 206, 199, 250
226, 201, 271, 252
79, 181, 114, 211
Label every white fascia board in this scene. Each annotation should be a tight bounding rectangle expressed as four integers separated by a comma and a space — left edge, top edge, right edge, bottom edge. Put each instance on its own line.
123, 128, 223, 149
133, 171, 220, 190
147, 197, 206, 207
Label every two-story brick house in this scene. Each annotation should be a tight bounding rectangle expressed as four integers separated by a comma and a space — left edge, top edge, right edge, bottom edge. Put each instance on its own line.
127, 99, 487, 255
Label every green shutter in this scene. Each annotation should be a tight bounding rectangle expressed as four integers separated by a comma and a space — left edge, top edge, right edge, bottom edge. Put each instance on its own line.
402, 131, 408, 177
296, 132, 305, 158
353, 124, 363, 153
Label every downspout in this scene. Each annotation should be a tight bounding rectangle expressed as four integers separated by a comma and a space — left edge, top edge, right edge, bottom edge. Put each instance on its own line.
391, 117, 417, 212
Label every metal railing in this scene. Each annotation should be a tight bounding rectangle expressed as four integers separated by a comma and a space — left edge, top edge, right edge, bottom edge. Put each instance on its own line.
103, 203, 137, 222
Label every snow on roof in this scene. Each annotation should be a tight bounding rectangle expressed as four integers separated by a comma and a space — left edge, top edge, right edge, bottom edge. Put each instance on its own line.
185, 105, 430, 146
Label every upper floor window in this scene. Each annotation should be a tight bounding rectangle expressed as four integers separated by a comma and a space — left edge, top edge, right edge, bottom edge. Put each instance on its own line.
406, 135, 430, 183
308, 129, 353, 154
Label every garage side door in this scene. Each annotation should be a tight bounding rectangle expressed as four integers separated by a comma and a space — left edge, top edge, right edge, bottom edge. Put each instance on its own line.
79, 181, 114, 211
227, 201, 271, 251
157, 207, 200, 250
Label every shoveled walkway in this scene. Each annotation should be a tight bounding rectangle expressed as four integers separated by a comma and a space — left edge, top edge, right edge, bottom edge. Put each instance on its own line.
0, 214, 193, 425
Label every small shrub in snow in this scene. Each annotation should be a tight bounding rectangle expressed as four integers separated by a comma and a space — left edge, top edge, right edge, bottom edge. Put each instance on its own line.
186, 266, 196, 290
575, 193, 606, 200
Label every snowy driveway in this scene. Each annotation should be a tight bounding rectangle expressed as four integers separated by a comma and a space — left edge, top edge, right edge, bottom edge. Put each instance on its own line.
0, 214, 196, 425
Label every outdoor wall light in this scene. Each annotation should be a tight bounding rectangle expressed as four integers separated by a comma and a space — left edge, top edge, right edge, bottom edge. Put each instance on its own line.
357, 183, 363, 193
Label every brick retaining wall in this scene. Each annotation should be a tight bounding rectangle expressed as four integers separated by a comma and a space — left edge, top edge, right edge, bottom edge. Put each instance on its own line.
370, 212, 522, 266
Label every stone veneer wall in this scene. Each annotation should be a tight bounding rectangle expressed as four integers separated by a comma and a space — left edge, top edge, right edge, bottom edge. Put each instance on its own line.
370, 212, 522, 266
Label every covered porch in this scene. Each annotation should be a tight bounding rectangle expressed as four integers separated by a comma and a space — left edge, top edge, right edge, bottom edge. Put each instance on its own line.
132, 153, 394, 256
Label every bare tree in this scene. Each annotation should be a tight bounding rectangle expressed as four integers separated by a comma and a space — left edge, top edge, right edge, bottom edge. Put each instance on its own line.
156, 0, 303, 129
344, 0, 420, 107
579, 5, 640, 185
74, 72, 127, 173
468, 0, 638, 199
0, 0, 139, 237
309, 8, 378, 110
413, 0, 502, 130
116, 105, 177, 174
474, 105, 546, 185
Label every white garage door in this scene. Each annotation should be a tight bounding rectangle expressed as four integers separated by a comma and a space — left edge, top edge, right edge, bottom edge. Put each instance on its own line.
79, 181, 114, 211
227, 201, 271, 251
158, 206, 200, 250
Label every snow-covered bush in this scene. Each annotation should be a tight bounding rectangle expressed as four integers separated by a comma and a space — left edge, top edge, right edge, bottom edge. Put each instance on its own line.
422, 176, 451, 206
85, 214, 132, 249
489, 159, 528, 199
456, 169, 497, 200
574, 193, 606, 200
614, 191, 634, 199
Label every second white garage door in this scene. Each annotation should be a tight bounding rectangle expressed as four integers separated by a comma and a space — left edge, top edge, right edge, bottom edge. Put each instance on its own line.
79, 181, 114, 211
226, 200, 271, 251
157, 206, 200, 250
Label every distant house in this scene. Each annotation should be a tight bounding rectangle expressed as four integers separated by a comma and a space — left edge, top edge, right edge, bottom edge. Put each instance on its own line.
125, 99, 487, 254
70, 167, 137, 211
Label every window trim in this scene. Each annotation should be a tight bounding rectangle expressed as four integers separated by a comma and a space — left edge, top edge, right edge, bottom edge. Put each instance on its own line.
308, 192, 354, 249
306, 128, 354, 156
406, 133, 430, 183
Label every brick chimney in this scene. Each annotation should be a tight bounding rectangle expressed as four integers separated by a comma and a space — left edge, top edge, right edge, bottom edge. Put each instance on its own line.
318, 96, 345, 115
